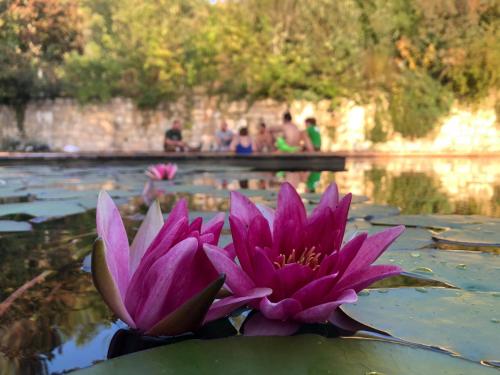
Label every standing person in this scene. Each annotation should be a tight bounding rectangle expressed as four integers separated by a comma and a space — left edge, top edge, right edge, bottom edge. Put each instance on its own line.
215, 121, 234, 151
231, 127, 253, 155
164, 120, 187, 152
254, 121, 274, 152
305, 117, 322, 151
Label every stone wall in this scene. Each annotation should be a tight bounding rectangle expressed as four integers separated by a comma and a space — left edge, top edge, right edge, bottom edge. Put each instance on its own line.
0, 96, 498, 153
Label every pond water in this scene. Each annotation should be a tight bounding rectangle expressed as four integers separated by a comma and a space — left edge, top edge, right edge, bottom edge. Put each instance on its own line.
0, 157, 498, 374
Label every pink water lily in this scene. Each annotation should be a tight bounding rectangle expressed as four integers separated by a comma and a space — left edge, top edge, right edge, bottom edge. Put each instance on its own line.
92, 191, 226, 336
146, 163, 177, 180
204, 182, 404, 335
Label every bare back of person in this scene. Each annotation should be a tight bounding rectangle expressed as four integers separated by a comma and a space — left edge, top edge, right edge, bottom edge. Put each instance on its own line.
283, 121, 302, 147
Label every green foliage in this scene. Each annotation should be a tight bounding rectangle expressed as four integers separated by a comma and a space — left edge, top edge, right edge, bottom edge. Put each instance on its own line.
0, 0, 82, 105
368, 100, 389, 143
388, 70, 453, 138
0, 0, 499, 137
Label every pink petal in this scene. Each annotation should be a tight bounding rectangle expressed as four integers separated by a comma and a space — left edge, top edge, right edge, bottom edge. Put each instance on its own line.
248, 215, 273, 251
204, 287, 272, 322
293, 289, 358, 323
230, 191, 261, 226
189, 217, 203, 233
92, 239, 136, 328
251, 247, 277, 289
316, 251, 338, 278
273, 263, 314, 301
330, 193, 352, 252
166, 163, 177, 179
311, 183, 339, 216
342, 225, 404, 276
124, 217, 189, 317
304, 206, 335, 254
335, 232, 368, 277
201, 212, 225, 245
163, 199, 189, 230
259, 297, 302, 320
204, 244, 255, 295
229, 215, 255, 277
96, 191, 130, 300
335, 264, 402, 293
291, 273, 339, 309
272, 183, 307, 255
244, 313, 299, 336
133, 237, 215, 331
256, 203, 275, 231
223, 243, 236, 259
129, 200, 164, 275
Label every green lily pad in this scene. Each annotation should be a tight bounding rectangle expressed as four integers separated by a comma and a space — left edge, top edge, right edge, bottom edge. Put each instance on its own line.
344, 220, 434, 250
371, 215, 499, 230
378, 249, 500, 292
0, 200, 87, 219
76, 335, 496, 375
0, 220, 32, 232
346, 221, 434, 251
349, 204, 400, 220
154, 184, 216, 194
343, 288, 500, 363
432, 223, 500, 248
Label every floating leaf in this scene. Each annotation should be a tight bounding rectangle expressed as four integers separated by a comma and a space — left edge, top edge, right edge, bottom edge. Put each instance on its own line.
0, 200, 87, 219
343, 288, 500, 363
349, 204, 400, 220
432, 222, 500, 248
75, 335, 496, 375
0, 220, 32, 232
371, 215, 498, 230
378, 249, 500, 292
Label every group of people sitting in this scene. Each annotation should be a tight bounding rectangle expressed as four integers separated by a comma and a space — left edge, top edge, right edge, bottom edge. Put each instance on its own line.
164, 112, 321, 154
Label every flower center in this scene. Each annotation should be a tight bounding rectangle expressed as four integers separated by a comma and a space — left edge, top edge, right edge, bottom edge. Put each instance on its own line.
273, 246, 322, 271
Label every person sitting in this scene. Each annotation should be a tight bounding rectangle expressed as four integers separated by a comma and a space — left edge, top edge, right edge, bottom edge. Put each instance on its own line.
231, 127, 253, 155
215, 121, 234, 151
305, 117, 322, 151
164, 120, 187, 152
254, 121, 274, 152
274, 112, 313, 152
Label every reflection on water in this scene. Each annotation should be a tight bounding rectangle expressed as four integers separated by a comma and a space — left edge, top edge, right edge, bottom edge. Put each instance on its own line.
0, 157, 498, 374
191, 157, 499, 217
333, 157, 500, 217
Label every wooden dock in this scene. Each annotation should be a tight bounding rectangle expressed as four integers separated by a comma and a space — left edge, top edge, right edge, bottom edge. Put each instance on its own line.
0, 152, 346, 171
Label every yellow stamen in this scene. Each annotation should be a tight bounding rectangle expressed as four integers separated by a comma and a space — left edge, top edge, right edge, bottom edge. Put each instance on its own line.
274, 246, 321, 271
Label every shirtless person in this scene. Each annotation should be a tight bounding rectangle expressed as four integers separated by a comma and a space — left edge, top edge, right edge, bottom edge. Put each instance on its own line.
274, 112, 313, 152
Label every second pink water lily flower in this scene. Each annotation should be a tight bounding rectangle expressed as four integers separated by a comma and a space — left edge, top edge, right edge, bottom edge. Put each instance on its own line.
204, 182, 404, 335
146, 163, 177, 180
92, 191, 226, 336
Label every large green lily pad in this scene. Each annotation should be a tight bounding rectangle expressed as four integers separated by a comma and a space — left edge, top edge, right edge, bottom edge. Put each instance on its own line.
76, 335, 496, 375
0, 220, 32, 232
0, 200, 88, 219
349, 203, 400, 220
432, 222, 500, 248
378, 249, 500, 292
371, 215, 499, 230
343, 288, 500, 363
346, 221, 434, 251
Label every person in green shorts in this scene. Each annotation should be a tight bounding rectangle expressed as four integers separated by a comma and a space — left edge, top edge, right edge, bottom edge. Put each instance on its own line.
305, 117, 321, 151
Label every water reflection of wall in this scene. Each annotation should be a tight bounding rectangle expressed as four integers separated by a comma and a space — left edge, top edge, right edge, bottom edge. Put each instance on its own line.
323, 157, 500, 217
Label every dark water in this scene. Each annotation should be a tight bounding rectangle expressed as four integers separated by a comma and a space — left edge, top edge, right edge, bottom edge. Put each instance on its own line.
0, 157, 498, 374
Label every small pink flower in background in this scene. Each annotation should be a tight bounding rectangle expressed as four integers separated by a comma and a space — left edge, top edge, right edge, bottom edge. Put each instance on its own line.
204, 182, 404, 335
146, 163, 177, 180
92, 191, 227, 336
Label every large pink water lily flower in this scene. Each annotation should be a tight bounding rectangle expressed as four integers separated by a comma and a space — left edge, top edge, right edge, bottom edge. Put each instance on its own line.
146, 163, 177, 180
92, 191, 226, 336
204, 182, 404, 335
